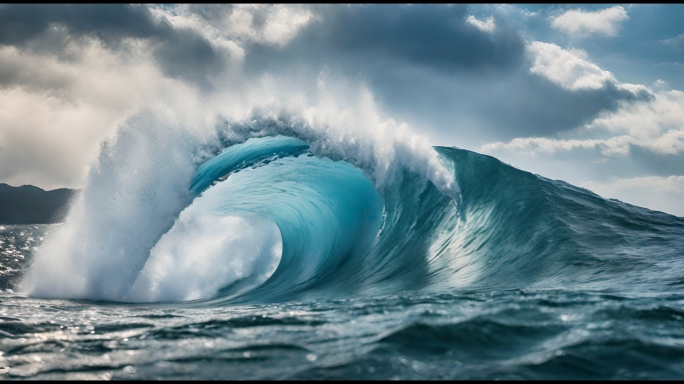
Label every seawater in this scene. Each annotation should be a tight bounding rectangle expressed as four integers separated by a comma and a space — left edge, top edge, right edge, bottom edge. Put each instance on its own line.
2, 138, 684, 379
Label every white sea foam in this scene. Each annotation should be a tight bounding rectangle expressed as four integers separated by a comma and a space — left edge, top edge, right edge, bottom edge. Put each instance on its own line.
127, 213, 281, 302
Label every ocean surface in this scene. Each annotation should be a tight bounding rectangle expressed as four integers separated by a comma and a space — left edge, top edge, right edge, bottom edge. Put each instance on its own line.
2, 135, 684, 379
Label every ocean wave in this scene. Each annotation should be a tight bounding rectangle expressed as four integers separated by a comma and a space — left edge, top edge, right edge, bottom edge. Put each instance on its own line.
19, 118, 684, 303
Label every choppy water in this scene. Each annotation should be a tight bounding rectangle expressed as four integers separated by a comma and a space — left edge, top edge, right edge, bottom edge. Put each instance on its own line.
2, 136, 684, 379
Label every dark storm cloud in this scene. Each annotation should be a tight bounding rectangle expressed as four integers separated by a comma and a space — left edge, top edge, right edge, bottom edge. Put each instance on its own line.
246, 4, 527, 75
151, 27, 224, 91
307, 5, 526, 73
627, 145, 684, 177
323, 57, 653, 143
0, 4, 659, 140
243, 4, 652, 142
472, 76, 653, 140
0, 4, 222, 89
0, 4, 160, 46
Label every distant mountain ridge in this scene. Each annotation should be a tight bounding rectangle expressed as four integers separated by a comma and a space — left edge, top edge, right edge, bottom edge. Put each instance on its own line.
0, 183, 78, 224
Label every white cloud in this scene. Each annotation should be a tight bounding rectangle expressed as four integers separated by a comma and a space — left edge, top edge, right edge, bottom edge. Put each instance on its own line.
584, 175, 684, 195
527, 41, 616, 90
661, 33, 684, 52
481, 136, 637, 157
550, 6, 629, 37
587, 91, 684, 154
582, 176, 684, 217
526, 41, 650, 99
482, 89, 684, 158
465, 15, 496, 33
0, 39, 196, 189
151, 4, 315, 50
261, 5, 316, 46
150, 8, 246, 61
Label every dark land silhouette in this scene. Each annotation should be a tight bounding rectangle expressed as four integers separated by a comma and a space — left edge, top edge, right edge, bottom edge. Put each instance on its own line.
0, 183, 77, 224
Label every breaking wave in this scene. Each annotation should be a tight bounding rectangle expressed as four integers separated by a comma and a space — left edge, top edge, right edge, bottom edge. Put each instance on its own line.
20, 114, 684, 303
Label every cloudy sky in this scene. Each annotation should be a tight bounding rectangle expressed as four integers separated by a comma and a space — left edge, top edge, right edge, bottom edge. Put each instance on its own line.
1, 4, 683, 216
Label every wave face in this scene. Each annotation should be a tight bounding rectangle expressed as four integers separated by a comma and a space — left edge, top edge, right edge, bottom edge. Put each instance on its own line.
128, 136, 384, 302
437, 147, 684, 293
